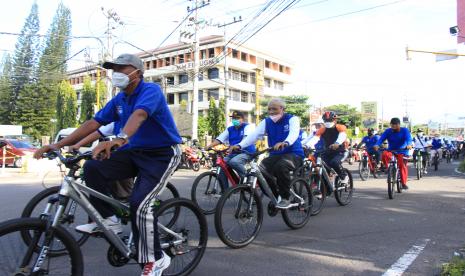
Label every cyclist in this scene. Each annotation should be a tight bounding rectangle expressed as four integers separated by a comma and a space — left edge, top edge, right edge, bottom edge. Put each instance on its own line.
306, 111, 350, 185
430, 133, 443, 163
412, 128, 429, 174
34, 53, 181, 276
357, 128, 380, 166
302, 118, 325, 155
206, 111, 255, 187
229, 98, 304, 208
374, 117, 413, 189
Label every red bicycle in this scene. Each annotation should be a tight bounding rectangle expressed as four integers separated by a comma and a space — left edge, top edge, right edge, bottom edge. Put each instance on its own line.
191, 149, 241, 215
358, 147, 380, 181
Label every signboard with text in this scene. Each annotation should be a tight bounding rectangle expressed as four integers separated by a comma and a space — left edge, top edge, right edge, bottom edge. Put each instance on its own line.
361, 102, 378, 130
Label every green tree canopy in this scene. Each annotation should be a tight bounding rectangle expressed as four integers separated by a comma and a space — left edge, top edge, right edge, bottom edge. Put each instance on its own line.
324, 104, 361, 129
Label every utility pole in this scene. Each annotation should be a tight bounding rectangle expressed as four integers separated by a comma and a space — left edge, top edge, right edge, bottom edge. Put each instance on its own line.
185, 0, 210, 140
218, 16, 242, 125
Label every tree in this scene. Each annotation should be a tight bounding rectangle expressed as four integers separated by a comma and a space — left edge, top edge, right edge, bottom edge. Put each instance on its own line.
0, 54, 13, 124
217, 98, 226, 133
56, 80, 77, 131
79, 77, 95, 123
324, 104, 361, 129
258, 95, 311, 126
198, 116, 208, 142
4, 3, 40, 123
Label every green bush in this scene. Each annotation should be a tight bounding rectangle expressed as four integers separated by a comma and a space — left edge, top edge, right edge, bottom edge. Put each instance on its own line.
459, 160, 465, 173
441, 256, 465, 276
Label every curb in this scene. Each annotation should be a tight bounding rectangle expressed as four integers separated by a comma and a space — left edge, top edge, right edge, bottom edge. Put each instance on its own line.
454, 168, 465, 175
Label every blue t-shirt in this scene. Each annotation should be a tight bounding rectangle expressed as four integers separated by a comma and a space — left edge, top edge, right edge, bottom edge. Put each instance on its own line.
431, 138, 442, 150
94, 80, 182, 149
361, 135, 380, 153
227, 124, 256, 153
376, 127, 412, 156
265, 113, 304, 157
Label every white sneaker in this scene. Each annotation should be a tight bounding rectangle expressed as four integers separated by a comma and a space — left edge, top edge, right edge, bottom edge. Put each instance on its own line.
341, 175, 349, 185
141, 251, 171, 276
75, 216, 122, 234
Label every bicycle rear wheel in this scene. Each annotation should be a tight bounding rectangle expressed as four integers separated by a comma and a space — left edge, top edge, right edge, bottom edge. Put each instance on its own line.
214, 185, 263, 249
358, 159, 370, 181
387, 166, 395, 199
191, 171, 225, 215
396, 171, 403, 193
281, 178, 313, 229
21, 186, 89, 256
334, 169, 353, 206
0, 217, 83, 275
156, 198, 208, 276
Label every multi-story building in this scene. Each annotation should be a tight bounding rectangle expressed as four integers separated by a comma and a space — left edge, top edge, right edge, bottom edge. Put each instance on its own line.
67, 35, 293, 124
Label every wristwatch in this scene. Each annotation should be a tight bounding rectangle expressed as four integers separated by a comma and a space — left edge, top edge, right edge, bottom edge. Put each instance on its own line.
116, 132, 129, 143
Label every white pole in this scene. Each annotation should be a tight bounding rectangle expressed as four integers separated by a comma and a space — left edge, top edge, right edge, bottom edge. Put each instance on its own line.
191, 0, 199, 140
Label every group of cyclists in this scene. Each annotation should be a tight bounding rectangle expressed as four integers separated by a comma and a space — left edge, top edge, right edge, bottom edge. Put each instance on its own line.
24, 53, 463, 275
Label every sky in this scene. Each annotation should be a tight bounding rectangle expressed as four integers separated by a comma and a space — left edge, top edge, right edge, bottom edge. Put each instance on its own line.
0, 0, 464, 126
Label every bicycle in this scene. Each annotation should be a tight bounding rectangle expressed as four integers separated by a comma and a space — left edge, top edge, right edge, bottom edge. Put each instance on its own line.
191, 148, 243, 215
198, 148, 213, 169
0, 151, 208, 276
214, 148, 313, 249
20, 151, 180, 256
431, 150, 440, 171
413, 149, 426, 180
386, 149, 407, 199
358, 148, 380, 181
444, 149, 452, 163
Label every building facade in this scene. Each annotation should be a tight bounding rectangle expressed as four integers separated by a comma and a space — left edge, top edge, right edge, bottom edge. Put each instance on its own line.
67, 35, 294, 124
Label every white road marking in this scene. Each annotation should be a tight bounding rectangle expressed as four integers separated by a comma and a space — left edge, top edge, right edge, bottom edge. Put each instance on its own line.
382, 239, 430, 276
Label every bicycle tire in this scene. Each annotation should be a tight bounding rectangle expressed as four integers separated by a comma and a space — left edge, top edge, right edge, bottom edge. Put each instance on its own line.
387, 166, 395, 199
281, 177, 313, 229
416, 159, 422, 180
334, 169, 353, 206
396, 172, 403, 194
192, 161, 200, 172
0, 217, 83, 275
191, 171, 225, 215
434, 156, 439, 171
214, 185, 263, 249
358, 159, 369, 181
20, 186, 89, 256
311, 174, 326, 216
155, 198, 208, 276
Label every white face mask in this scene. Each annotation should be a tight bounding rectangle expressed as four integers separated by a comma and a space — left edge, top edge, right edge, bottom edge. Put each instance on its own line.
418, 133, 423, 137
269, 113, 283, 123
324, 122, 334, 128
112, 72, 130, 89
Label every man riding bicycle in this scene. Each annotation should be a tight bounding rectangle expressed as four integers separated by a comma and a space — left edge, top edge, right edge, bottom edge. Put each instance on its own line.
374, 117, 412, 189
357, 128, 380, 166
229, 98, 304, 208
206, 111, 256, 187
34, 53, 181, 276
412, 128, 429, 174
306, 111, 350, 185
430, 134, 443, 163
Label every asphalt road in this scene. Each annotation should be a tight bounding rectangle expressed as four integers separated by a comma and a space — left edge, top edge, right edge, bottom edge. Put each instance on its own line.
0, 160, 464, 276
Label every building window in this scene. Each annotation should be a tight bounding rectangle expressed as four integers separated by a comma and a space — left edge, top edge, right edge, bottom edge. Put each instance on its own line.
251, 92, 256, 103
231, 70, 241, 81
232, 90, 240, 101
167, 93, 175, 105
198, 91, 204, 102
249, 72, 256, 84
265, 78, 271, 88
152, 60, 157, 68
208, 48, 215, 58
166, 76, 175, 85
208, 68, 219, 79
179, 74, 188, 84
178, 54, 184, 64
200, 50, 206, 60
265, 60, 270, 68
165, 57, 170, 66
279, 65, 284, 72
274, 80, 284, 90
198, 71, 204, 81
241, 52, 247, 62
241, 91, 248, 103
232, 49, 239, 59
179, 92, 188, 103
240, 72, 248, 83
208, 89, 219, 100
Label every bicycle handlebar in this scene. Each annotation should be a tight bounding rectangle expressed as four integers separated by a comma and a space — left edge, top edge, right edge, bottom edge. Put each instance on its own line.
43, 150, 93, 167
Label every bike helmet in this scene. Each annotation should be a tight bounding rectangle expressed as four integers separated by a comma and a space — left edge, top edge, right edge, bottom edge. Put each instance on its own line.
322, 111, 337, 122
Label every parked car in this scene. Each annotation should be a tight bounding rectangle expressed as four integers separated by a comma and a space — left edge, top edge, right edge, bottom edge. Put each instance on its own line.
0, 139, 37, 168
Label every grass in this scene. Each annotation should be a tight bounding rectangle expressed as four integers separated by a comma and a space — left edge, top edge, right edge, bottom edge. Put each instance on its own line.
459, 160, 465, 173
441, 256, 465, 276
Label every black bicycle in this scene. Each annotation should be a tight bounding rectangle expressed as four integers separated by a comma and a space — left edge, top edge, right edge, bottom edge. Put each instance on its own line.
386, 149, 407, 199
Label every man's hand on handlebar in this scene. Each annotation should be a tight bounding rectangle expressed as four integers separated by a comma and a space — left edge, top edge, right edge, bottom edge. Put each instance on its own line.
273, 142, 288, 151
92, 139, 124, 160
329, 143, 340, 151
33, 144, 61, 159
373, 145, 380, 151
228, 145, 241, 154
406, 145, 413, 150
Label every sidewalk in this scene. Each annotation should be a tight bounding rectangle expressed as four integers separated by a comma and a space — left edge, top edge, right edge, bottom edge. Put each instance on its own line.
0, 158, 63, 185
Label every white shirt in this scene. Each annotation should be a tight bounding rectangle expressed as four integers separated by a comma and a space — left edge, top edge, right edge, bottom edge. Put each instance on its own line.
305, 127, 347, 148
412, 135, 428, 150
238, 116, 300, 149
216, 124, 254, 145
97, 122, 115, 137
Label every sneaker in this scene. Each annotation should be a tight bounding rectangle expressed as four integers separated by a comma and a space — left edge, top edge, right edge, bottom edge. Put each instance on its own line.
402, 184, 409, 190
423, 169, 428, 175
141, 251, 171, 276
75, 216, 123, 234
276, 199, 291, 209
340, 175, 349, 185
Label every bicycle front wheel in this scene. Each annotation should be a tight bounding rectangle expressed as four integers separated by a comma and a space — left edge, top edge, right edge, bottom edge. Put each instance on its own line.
334, 169, 353, 206
0, 217, 83, 275
21, 186, 90, 256
311, 174, 326, 216
281, 177, 313, 229
358, 159, 370, 181
191, 171, 225, 215
387, 166, 395, 199
214, 185, 263, 249
156, 198, 208, 276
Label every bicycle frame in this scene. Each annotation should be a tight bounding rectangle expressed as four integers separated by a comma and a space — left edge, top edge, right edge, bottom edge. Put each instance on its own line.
361, 150, 376, 172
213, 153, 240, 186
43, 174, 184, 259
